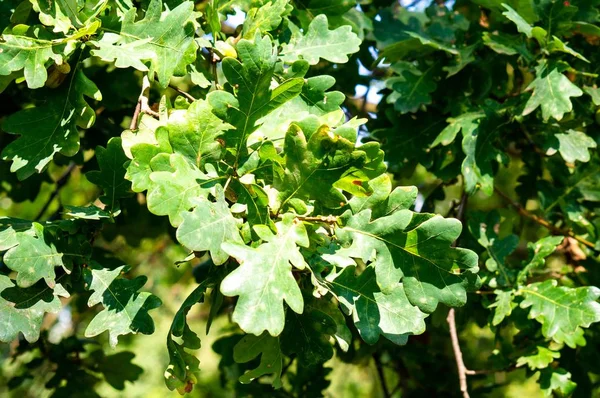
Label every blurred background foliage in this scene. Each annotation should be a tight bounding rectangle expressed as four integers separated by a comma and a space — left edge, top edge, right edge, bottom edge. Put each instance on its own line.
3, 0, 600, 396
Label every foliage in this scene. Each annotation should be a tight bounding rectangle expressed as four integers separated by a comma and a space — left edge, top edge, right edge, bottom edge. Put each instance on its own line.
1, 0, 600, 397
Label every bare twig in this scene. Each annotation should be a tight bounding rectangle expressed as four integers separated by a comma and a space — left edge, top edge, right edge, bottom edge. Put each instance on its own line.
277, 214, 338, 224
447, 308, 470, 398
447, 191, 471, 398
130, 75, 159, 130
169, 84, 196, 102
35, 163, 77, 221
373, 354, 391, 398
494, 188, 596, 250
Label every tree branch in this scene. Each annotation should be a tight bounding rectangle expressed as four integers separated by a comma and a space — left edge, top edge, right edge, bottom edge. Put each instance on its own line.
169, 84, 196, 102
130, 75, 159, 130
447, 308, 470, 398
373, 354, 391, 398
447, 191, 471, 397
494, 188, 596, 250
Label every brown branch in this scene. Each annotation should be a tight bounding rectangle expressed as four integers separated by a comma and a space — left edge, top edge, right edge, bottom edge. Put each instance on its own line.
494, 188, 596, 250
169, 84, 196, 102
130, 75, 159, 130
447, 191, 471, 397
373, 354, 391, 398
447, 308, 471, 398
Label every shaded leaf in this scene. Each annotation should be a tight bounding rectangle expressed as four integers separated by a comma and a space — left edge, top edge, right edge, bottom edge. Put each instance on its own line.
1, 69, 101, 180
233, 333, 283, 388
84, 262, 162, 347
86, 137, 132, 211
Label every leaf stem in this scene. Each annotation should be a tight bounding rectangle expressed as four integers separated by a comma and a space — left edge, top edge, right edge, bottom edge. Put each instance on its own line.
494, 188, 596, 250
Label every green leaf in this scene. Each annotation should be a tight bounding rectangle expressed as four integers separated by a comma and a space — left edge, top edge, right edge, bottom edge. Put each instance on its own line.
0, 223, 19, 251
251, 73, 347, 143
520, 280, 600, 348
584, 85, 600, 106
146, 153, 214, 227
84, 262, 162, 347
2, 223, 64, 288
469, 211, 518, 287
91, 34, 155, 72
538, 368, 577, 397
378, 31, 459, 63
523, 235, 563, 270
105, 0, 197, 87
166, 99, 232, 168
516, 346, 560, 370
280, 295, 337, 366
280, 293, 336, 365
242, 0, 291, 38
482, 32, 533, 60
554, 130, 597, 163
1, 68, 101, 180
502, 4, 547, 42
277, 124, 384, 210
215, 35, 303, 155
124, 119, 172, 193
29, 0, 88, 34
165, 282, 210, 393
176, 185, 243, 265
280, 14, 361, 65
220, 216, 308, 336
326, 266, 427, 345
0, 29, 64, 89
86, 137, 132, 211
489, 290, 515, 326
0, 275, 69, 342
348, 174, 418, 219
63, 205, 117, 220
502, 4, 534, 36
387, 67, 437, 114
233, 333, 283, 388
336, 208, 480, 313
547, 35, 589, 62
432, 112, 484, 147
462, 118, 500, 196
517, 235, 563, 284
522, 65, 583, 121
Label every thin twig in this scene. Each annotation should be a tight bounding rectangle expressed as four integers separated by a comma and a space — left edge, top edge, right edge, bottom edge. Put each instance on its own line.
277, 214, 338, 224
35, 163, 77, 221
447, 308, 470, 398
447, 191, 471, 398
130, 75, 159, 130
373, 354, 391, 398
168, 84, 196, 102
494, 188, 596, 250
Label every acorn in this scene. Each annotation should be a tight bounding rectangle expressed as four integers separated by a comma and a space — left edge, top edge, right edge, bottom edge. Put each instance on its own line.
45, 62, 71, 88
